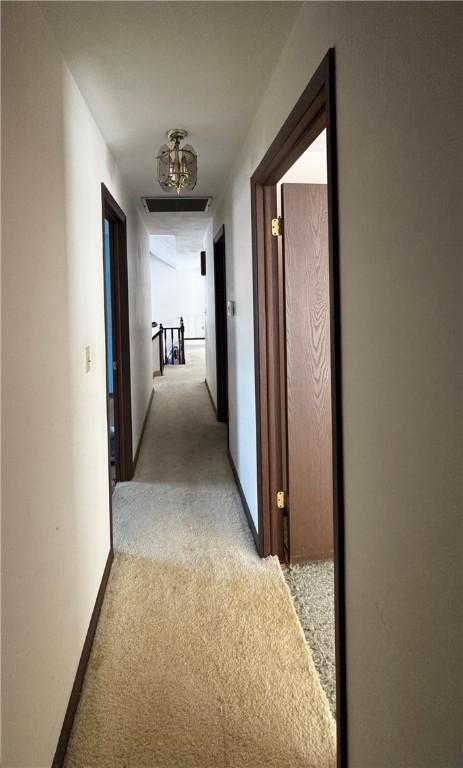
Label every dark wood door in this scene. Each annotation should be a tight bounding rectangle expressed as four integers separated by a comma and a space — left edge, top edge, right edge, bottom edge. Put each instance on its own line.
281, 183, 333, 562
214, 228, 228, 424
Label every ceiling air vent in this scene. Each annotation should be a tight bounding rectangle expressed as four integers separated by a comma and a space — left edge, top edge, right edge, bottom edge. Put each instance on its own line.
142, 197, 211, 214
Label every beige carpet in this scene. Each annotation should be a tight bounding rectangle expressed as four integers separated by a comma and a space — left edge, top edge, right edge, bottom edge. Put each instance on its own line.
285, 561, 336, 717
64, 342, 336, 767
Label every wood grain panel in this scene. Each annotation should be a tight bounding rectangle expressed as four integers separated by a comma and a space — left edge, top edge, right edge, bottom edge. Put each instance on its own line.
282, 183, 333, 561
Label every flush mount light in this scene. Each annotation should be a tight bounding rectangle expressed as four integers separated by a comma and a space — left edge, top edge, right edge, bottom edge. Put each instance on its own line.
156, 129, 198, 195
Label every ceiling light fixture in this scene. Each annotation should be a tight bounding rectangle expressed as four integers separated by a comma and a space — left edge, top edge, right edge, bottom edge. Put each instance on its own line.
156, 129, 197, 195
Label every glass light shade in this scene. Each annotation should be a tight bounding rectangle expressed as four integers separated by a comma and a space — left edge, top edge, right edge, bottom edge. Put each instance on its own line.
156, 137, 197, 194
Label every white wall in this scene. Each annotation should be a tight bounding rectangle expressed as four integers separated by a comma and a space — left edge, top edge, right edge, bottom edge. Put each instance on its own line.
279, 129, 327, 187
150, 256, 177, 323
150, 255, 205, 339
1, 3, 152, 765
211, 188, 258, 525
214, 2, 462, 765
177, 270, 205, 339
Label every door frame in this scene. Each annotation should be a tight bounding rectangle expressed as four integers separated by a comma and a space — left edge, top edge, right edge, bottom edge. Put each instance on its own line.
213, 225, 229, 425
101, 184, 133, 526
250, 49, 346, 765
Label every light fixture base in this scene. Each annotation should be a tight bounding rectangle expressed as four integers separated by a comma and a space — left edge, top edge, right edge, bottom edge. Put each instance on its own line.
167, 128, 188, 142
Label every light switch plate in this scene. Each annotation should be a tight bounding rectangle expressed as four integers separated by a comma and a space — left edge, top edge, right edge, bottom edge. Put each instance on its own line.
226, 300, 235, 317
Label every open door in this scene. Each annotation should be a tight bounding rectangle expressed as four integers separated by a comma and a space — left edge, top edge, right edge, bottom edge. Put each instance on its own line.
250, 51, 346, 763
281, 183, 333, 562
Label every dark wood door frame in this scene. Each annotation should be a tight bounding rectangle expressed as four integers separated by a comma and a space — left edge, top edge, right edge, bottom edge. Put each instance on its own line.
101, 183, 133, 538
250, 49, 346, 766
213, 225, 229, 425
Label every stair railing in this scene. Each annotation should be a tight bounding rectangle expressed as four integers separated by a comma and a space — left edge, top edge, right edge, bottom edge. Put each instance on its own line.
161, 317, 185, 365
152, 322, 164, 375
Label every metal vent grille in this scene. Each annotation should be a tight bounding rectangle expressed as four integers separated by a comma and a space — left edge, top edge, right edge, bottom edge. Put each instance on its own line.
142, 197, 211, 213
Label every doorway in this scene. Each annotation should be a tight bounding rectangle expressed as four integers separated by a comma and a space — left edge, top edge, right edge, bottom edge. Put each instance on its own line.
213, 226, 228, 424
101, 184, 133, 502
103, 216, 118, 488
250, 50, 346, 764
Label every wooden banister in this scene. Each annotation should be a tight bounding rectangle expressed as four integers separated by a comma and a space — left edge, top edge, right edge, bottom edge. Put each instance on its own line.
160, 317, 185, 366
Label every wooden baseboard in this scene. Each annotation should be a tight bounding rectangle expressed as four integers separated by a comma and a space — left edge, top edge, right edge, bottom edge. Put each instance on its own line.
204, 379, 217, 416
132, 387, 154, 475
227, 449, 261, 555
52, 548, 114, 768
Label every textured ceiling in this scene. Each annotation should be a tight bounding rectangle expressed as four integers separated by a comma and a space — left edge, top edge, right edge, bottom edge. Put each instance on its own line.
41, 1, 301, 262
149, 215, 208, 270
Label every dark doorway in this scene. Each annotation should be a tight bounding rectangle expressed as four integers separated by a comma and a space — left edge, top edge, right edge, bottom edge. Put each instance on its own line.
101, 184, 133, 504
250, 50, 346, 766
213, 226, 228, 423
103, 216, 118, 489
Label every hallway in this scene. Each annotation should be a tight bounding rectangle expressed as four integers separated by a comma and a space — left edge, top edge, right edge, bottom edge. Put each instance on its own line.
114, 341, 251, 564
3, 3, 463, 766
63, 343, 335, 767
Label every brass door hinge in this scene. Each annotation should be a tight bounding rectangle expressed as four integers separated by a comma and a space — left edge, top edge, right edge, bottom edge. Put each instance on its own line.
276, 490, 287, 509
271, 217, 283, 237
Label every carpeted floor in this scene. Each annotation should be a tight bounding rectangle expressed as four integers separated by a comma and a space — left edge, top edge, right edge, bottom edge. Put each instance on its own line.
64, 342, 336, 767
284, 561, 336, 717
